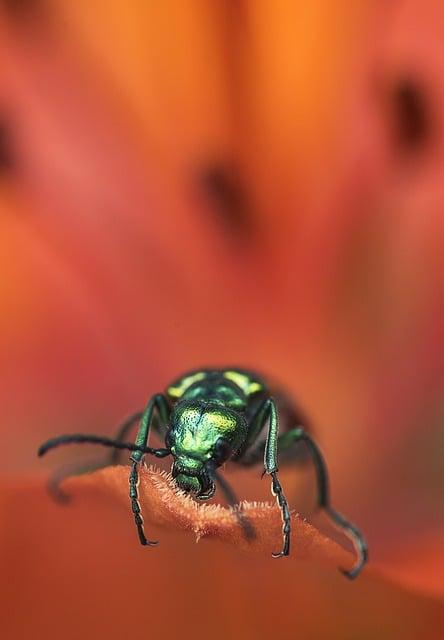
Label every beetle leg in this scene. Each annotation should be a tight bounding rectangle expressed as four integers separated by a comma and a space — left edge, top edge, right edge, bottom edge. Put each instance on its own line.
232, 398, 292, 556
277, 427, 368, 579
262, 398, 292, 557
214, 470, 255, 541
129, 460, 158, 546
129, 394, 171, 545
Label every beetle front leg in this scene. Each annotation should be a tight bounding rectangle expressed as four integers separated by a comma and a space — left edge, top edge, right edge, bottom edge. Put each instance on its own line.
129, 460, 158, 546
262, 399, 292, 558
129, 394, 171, 546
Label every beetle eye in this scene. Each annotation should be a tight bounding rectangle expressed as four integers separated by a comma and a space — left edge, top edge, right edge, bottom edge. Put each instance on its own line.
214, 438, 232, 463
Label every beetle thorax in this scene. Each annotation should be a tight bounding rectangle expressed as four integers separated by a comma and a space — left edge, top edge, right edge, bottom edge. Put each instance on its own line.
169, 401, 241, 460
167, 400, 247, 500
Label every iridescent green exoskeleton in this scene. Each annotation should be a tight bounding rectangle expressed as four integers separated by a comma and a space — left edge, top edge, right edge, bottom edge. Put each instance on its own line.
38, 367, 367, 578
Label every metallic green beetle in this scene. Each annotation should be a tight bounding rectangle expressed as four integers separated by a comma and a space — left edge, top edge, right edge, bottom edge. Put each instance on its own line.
38, 367, 367, 578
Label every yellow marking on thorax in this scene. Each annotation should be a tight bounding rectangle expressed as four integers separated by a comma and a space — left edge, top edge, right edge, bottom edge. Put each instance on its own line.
167, 372, 207, 399
223, 371, 263, 397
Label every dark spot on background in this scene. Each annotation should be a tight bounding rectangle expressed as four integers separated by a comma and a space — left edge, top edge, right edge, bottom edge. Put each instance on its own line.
0, 117, 15, 175
2, 0, 49, 30
392, 79, 430, 153
199, 163, 252, 241
3, 0, 36, 17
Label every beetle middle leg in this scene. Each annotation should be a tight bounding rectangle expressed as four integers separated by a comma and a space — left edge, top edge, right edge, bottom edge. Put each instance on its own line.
277, 428, 368, 579
234, 422, 368, 577
214, 470, 255, 541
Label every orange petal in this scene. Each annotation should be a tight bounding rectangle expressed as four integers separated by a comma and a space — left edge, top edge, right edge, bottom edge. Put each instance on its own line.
1, 475, 443, 640
374, 531, 444, 600
64, 465, 352, 568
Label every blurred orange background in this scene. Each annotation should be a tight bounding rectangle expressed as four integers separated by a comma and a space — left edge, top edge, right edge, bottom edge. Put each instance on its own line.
0, 1, 443, 639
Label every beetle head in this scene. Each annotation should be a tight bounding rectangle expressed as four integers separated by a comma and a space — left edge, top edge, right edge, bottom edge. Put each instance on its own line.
171, 457, 216, 500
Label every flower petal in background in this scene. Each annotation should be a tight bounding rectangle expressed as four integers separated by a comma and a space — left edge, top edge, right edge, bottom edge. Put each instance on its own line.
0, 1, 443, 638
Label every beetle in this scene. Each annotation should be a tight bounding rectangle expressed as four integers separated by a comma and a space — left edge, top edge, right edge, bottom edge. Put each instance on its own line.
38, 367, 367, 578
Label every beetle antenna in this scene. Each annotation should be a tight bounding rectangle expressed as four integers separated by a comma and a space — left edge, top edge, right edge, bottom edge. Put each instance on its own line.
38, 434, 170, 459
